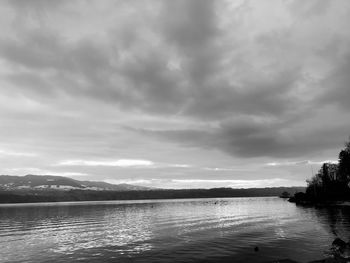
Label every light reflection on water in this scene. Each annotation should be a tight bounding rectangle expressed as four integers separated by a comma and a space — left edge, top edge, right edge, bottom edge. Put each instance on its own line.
1, 197, 350, 263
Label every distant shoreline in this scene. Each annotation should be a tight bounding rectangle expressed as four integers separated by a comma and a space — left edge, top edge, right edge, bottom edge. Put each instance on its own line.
289, 198, 350, 208
0, 186, 305, 204
288, 191, 350, 208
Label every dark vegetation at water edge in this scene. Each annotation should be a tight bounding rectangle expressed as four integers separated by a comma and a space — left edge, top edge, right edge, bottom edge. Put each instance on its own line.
290, 137, 350, 205
0, 187, 305, 203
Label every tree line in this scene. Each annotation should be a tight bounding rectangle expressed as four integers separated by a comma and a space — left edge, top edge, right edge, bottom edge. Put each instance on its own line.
301, 137, 350, 202
0, 187, 305, 203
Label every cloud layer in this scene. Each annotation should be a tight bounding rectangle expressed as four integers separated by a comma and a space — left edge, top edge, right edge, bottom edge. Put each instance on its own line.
1, 0, 350, 188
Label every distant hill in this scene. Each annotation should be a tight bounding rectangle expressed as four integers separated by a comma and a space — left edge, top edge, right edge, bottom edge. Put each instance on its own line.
0, 174, 152, 191
0, 176, 305, 203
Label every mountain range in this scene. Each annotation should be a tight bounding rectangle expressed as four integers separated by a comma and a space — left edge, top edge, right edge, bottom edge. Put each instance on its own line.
0, 174, 152, 191
0, 175, 306, 204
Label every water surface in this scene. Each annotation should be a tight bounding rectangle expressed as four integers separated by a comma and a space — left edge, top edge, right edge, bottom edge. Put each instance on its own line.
1, 197, 350, 263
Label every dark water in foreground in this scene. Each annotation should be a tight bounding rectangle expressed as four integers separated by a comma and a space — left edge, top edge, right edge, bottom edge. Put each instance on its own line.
1, 197, 350, 263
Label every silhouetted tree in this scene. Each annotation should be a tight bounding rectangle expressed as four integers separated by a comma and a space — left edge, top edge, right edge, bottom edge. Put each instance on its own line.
338, 138, 350, 184
303, 137, 350, 202
328, 163, 339, 181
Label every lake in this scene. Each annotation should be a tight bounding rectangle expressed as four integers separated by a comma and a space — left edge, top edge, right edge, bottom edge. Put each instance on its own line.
1, 197, 350, 263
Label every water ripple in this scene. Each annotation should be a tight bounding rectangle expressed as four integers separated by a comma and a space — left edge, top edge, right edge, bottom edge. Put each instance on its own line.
1, 197, 350, 263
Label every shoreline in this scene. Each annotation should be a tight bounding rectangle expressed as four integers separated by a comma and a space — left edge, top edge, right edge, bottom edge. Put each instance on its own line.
288, 199, 350, 208
267, 259, 348, 263
0, 187, 305, 204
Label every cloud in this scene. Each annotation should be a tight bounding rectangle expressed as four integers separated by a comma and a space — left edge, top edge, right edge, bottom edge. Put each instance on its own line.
0, 0, 348, 125
4, 167, 88, 177
0, 0, 308, 120
58, 159, 155, 167
130, 114, 349, 158
165, 164, 192, 168
171, 178, 303, 188
0, 149, 37, 157
203, 167, 249, 172
317, 55, 350, 110
57, 159, 194, 169
265, 160, 338, 167
105, 178, 305, 189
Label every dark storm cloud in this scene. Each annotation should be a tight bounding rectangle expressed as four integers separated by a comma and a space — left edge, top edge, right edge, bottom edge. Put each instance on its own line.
317, 55, 350, 110
0, 31, 64, 70
0, 0, 301, 120
288, 0, 332, 18
161, 0, 217, 49
130, 115, 350, 158
219, 120, 346, 158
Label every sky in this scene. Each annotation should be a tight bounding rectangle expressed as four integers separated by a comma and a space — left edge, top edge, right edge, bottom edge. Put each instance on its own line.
0, 0, 350, 189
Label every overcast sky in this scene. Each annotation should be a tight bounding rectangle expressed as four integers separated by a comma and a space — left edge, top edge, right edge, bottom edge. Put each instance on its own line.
0, 0, 350, 189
